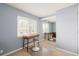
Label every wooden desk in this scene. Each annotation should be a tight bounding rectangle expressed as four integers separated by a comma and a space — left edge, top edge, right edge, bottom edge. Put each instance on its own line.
44, 32, 56, 40
22, 34, 39, 52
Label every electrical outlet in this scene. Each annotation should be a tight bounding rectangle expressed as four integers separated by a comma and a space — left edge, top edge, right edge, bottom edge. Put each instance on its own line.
0, 50, 3, 55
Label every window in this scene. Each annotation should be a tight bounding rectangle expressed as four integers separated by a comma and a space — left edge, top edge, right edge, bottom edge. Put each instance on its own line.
42, 22, 49, 33
17, 16, 37, 37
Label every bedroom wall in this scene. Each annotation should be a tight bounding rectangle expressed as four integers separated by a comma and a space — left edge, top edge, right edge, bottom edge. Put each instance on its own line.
49, 23, 56, 32
56, 4, 78, 54
78, 4, 79, 55
0, 3, 42, 54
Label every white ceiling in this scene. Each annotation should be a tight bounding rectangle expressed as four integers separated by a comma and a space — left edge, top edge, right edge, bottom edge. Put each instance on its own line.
42, 16, 56, 22
7, 3, 74, 18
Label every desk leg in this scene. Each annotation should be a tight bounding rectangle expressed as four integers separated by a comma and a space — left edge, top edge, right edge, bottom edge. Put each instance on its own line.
23, 39, 25, 49
27, 39, 29, 52
33, 38, 35, 47
38, 37, 40, 46
48, 34, 49, 40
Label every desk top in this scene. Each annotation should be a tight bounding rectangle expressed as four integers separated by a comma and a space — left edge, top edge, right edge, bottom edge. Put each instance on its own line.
22, 33, 39, 39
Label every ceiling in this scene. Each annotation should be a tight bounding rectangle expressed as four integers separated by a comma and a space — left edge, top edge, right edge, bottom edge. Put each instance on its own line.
42, 16, 56, 23
7, 3, 74, 18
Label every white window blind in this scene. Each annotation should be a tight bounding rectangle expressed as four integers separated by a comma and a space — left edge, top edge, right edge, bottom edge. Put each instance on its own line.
42, 22, 49, 33
17, 16, 37, 37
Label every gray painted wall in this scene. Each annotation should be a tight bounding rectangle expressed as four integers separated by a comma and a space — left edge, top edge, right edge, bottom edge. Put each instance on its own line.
42, 20, 56, 32
49, 23, 56, 32
78, 4, 79, 54
56, 4, 78, 53
52, 23, 56, 32
0, 4, 43, 54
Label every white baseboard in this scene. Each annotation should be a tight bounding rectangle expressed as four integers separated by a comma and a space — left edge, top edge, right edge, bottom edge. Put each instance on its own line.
78, 51, 79, 56
2, 44, 33, 56
2, 48, 23, 56
56, 47, 78, 56
2, 40, 42, 56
